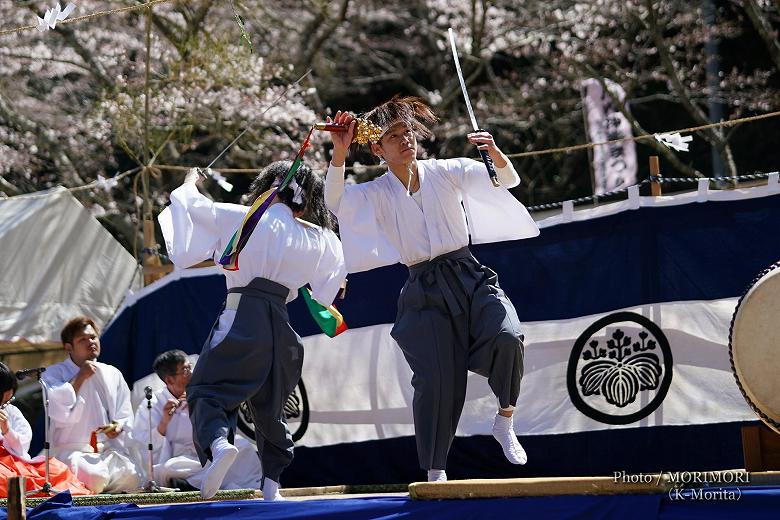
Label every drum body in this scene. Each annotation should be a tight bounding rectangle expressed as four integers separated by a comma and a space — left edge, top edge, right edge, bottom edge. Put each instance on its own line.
729, 262, 780, 434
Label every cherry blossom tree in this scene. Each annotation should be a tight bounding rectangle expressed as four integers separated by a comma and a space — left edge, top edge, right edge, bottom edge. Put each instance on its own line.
0, 1, 320, 252
2, 0, 779, 245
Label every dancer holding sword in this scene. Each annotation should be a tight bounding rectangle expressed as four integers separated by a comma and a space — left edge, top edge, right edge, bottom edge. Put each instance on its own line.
321, 29, 540, 482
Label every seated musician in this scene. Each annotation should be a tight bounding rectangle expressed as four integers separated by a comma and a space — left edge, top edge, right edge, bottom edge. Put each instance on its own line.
132, 350, 261, 490
43, 316, 140, 494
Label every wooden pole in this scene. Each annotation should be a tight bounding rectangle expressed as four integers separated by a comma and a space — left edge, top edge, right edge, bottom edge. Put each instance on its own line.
142, 217, 163, 286
649, 156, 662, 196
7, 476, 27, 520
579, 84, 597, 197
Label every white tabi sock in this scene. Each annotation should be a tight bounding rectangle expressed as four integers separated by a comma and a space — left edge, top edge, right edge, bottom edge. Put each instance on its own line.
199, 437, 239, 499
262, 478, 285, 501
427, 469, 447, 482
492, 413, 527, 465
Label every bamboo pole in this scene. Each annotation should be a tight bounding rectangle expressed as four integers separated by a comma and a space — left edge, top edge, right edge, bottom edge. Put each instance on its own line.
142, 218, 164, 285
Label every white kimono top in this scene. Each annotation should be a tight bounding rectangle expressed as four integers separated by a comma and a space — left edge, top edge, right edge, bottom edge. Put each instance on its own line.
325, 158, 540, 272
0, 404, 32, 459
158, 182, 347, 306
131, 386, 195, 465
42, 358, 135, 456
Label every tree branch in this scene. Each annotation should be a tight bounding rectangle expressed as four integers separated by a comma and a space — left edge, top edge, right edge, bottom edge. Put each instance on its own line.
0, 91, 83, 184
181, 0, 216, 56
642, 0, 736, 175
133, 0, 188, 54
54, 26, 113, 90
296, 0, 351, 73
743, 0, 780, 75
0, 53, 93, 73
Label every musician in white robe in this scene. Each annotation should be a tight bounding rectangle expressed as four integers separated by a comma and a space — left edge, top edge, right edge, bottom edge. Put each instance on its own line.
42, 316, 140, 494
158, 162, 346, 500
132, 349, 261, 490
325, 97, 539, 482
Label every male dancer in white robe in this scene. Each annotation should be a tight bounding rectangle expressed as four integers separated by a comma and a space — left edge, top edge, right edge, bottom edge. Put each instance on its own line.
43, 316, 140, 493
325, 97, 539, 482
131, 349, 262, 490
159, 162, 346, 500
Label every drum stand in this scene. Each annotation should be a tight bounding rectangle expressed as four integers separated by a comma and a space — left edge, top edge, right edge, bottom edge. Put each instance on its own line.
137, 387, 178, 493
742, 423, 780, 472
26, 374, 64, 496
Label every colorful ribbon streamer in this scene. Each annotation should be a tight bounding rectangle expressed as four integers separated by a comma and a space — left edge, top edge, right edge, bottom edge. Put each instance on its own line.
219, 127, 314, 271
299, 286, 348, 338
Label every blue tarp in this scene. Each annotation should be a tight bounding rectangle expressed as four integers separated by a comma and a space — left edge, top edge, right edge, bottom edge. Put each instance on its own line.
4, 487, 780, 520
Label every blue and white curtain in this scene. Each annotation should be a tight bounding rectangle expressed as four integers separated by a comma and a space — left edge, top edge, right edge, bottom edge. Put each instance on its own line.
103, 179, 780, 480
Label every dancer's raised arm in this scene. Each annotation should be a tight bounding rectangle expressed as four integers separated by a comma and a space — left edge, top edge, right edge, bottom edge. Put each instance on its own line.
324, 110, 356, 212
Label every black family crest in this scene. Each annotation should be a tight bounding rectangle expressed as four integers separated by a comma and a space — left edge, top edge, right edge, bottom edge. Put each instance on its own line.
567, 312, 673, 424
237, 378, 310, 442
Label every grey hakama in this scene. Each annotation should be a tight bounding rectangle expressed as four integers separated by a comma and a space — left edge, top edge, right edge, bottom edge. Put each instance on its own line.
390, 247, 524, 471
187, 277, 303, 483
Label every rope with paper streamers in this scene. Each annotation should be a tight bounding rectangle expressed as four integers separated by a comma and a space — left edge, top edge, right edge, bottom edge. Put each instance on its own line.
37, 120, 780, 197
506, 109, 780, 159
340, 108, 780, 172
0, 0, 176, 37
0, 165, 140, 199
52, 166, 776, 214
67, 165, 141, 193
197, 108, 777, 175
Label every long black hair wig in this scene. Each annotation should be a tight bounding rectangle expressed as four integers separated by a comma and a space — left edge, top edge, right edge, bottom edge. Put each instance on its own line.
246, 161, 335, 231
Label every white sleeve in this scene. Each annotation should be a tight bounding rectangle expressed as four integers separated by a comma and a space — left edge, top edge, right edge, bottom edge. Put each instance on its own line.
436, 158, 539, 243
324, 162, 346, 213
1, 406, 32, 458
158, 182, 248, 268
325, 165, 401, 273
439, 157, 519, 189
45, 381, 87, 425
131, 400, 167, 459
309, 228, 347, 306
496, 161, 521, 188
112, 375, 135, 435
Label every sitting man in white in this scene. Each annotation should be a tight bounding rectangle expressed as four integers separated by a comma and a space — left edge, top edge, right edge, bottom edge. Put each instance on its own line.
42, 316, 140, 494
132, 350, 261, 491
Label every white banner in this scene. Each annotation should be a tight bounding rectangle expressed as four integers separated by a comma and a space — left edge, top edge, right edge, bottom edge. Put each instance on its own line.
582, 78, 638, 195
296, 299, 754, 447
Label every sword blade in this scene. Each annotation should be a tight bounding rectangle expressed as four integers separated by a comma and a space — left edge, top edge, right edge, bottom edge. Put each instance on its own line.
448, 28, 480, 132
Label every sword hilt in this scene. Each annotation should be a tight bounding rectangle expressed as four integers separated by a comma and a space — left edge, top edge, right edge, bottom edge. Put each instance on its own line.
478, 148, 501, 187
474, 128, 501, 187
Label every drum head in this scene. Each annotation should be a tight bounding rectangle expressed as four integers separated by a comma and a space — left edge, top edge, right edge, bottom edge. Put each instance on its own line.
730, 262, 780, 434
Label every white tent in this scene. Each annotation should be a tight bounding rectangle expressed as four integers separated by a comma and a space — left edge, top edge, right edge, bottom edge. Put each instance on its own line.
0, 187, 141, 344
